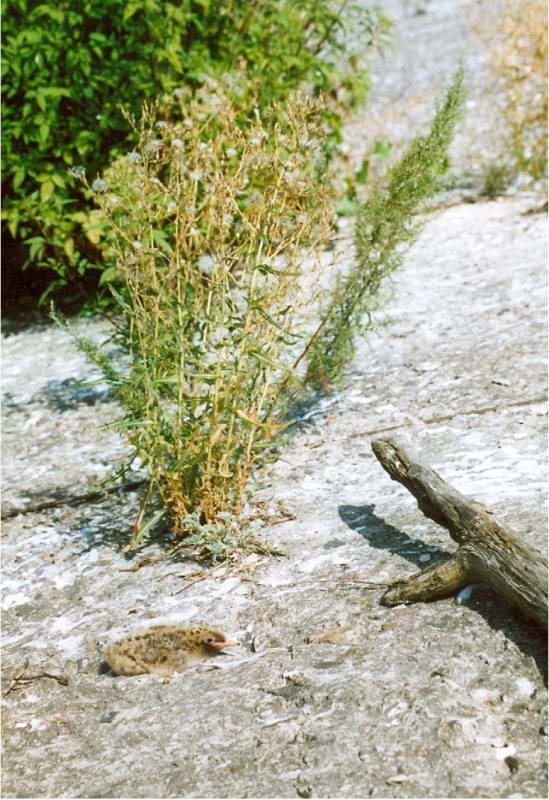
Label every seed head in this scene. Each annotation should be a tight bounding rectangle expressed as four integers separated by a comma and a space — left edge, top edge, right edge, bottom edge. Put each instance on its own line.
144, 139, 162, 155
67, 166, 85, 179
197, 255, 215, 275
91, 178, 108, 194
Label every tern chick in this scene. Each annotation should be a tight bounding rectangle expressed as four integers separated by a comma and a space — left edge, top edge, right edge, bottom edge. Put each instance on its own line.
104, 624, 238, 676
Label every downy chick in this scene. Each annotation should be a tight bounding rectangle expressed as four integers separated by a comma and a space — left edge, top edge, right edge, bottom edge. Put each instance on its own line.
104, 624, 238, 676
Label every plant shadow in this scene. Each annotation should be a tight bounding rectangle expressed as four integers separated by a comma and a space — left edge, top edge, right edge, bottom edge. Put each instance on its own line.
283, 387, 338, 433
74, 506, 178, 561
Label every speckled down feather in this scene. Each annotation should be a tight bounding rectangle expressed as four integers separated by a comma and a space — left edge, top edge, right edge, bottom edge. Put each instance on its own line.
104, 624, 238, 676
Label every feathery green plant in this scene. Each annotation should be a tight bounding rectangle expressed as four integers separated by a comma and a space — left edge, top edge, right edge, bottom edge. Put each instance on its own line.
304, 66, 466, 388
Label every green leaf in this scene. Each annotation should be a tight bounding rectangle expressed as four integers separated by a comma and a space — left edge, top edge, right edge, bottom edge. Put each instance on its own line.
40, 180, 55, 203
152, 229, 174, 255
355, 158, 369, 185
38, 278, 67, 306
236, 409, 259, 425
63, 237, 75, 259
13, 168, 26, 190
38, 122, 50, 143
373, 139, 392, 161
125, 508, 166, 551
26, 236, 46, 260
114, 418, 154, 429
335, 195, 356, 217
123, 2, 141, 21
99, 265, 117, 284
33, 4, 64, 23
51, 173, 66, 188
86, 226, 103, 245
248, 348, 281, 369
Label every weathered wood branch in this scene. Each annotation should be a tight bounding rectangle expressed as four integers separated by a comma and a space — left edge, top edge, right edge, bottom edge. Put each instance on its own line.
371, 436, 548, 630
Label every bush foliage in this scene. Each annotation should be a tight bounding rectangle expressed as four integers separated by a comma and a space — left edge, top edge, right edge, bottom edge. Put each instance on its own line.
2, 0, 390, 303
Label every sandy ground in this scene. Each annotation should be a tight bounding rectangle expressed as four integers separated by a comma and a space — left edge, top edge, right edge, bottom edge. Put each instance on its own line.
2, 0, 547, 798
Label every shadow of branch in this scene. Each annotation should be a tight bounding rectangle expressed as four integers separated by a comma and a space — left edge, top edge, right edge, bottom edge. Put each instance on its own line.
338, 502, 451, 568
338, 502, 547, 681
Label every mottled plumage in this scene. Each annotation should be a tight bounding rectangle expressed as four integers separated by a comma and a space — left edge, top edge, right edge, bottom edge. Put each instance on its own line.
104, 624, 238, 676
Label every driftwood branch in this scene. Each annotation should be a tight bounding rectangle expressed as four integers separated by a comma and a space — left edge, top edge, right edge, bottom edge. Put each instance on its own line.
371, 436, 547, 630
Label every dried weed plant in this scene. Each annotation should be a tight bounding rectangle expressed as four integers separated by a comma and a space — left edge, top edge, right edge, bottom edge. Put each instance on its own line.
62, 68, 466, 557
66, 80, 335, 547
485, 0, 547, 181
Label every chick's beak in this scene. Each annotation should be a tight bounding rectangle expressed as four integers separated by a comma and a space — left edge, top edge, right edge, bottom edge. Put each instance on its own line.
210, 639, 239, 650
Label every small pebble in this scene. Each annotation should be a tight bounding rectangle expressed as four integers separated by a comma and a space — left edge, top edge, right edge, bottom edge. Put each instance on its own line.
455, 583, 488, 604
456, 585, 474, 604
386, 775, 410, 785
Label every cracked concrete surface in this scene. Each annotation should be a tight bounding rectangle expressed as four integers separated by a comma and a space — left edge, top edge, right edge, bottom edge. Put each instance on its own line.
2, 0, 547, 797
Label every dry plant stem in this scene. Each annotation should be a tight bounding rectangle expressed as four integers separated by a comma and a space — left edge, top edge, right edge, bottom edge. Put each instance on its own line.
371, 436, 548, 630
482, 0, 547, 179
172, 563, 226, 595
129, 480, 153, 543
4, 669, 69, 696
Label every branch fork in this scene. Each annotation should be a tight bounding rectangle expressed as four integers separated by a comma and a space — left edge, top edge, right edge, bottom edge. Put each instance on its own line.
370, 436, 547, 630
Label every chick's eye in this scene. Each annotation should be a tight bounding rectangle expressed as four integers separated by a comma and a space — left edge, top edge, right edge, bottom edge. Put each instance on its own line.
206, 637, 213, 643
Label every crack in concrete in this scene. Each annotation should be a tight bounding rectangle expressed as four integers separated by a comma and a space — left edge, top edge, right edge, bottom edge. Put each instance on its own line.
349, 395, 548, 439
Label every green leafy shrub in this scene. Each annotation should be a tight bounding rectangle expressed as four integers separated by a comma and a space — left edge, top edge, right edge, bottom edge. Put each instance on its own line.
63, 84, 335, 546
2, 0, 390, 305
304, 66, 466, 388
